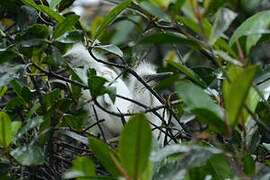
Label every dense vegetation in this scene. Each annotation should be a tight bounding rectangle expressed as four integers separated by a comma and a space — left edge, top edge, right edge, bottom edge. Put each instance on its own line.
1, 0, 270, 179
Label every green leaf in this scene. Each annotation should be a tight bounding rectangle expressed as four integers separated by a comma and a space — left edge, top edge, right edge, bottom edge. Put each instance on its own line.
21, 0, 40, 11
63, 171, 118, 180
153, 145, 222, 180
52, 46, 65, 65
168, 61, 207, 88
58, 0, 76, 12
26, 103, 41, 121
263, 143, 270, 152
39, 5, 65, 23
177, 16, 212, 39
56, 30, 84, 43
206, 154, 233, 179
223, 65, 258, 127
49, 0, 62, 8
94, 44, 123, 58
175, 81, 226, 134
88, 76, 108, 97
213, 50, 242, 65
119, 114, 152, 180
61, 130, 88, 145
16, 116, 44, 139
10, 121, 22, 141
0, 65, 25, 87
0, 50, 18, 64
244, 153, 255, 176
53, 14, 80, 39
230, 10, 270, 53
106, 87, 116, 104
73, 156, 95, 180
94, 0, 132, 39
42, 88, 60, 108
16, 24, 50, 40
0, 157, 11, 177
242, 87, 260, 122
0, 111, 12, 148
204, 0, 227, 16
139, 1, 170, 22
21, 1, 64, 22
10, 145, 45, 166
91, 16, 104, 39
150, 144, 190, 162
17, 39, 48, 47
88, 137, 120, 176
138, 32, 200, 48
210, 8, 237, 44
0, 86, 8, 98
169, 0, 185, 15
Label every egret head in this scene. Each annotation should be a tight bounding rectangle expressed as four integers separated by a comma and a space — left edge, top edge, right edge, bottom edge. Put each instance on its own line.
130, 62, 172, 90
63, 43, 96, 67
129, 62, 172, 106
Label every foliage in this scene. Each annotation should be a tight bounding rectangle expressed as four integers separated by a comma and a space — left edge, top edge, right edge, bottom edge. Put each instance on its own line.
1, 0, 270, 179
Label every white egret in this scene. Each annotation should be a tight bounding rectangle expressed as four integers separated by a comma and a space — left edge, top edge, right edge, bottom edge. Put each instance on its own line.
63, 43, 133, 140
128, 62, 171, 145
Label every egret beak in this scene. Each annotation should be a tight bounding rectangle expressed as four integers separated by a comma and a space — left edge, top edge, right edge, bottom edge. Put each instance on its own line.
144, 72, 173, 83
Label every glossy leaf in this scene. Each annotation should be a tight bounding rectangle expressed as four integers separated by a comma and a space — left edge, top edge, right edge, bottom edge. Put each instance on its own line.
56, 30, 84, 43
205, 154, 233, 179
16, 116, 44, 139
58, 0, 76, 12
177, 16, 212, 39
139, 1, 170, 22
49, 0, 62, 8
42, 88, 60, 108
213, 50, 242, 65
168, 61, 207, 88
230, 10, 270, 53
223, 65, 258, 127
39, 5, 64, 22
72, 156, 95, 180
61, 130, 89, 145
94, 44, 123, 58
138, 32, 200, 48
0, 111, 12, 148
204, 0, 227, 15
210, 8, 237, 44
63, 172, 118, 180
242, 87, 260, 122
88, 76, 107, 97
0, 50, 18, 64
52, 46, 65, 65
53, 14, 80, 39
91, 16, 104, 39
88, 137, 120, 176
150, 144, 193, 162
0, 86, 8, 98
21, 0, 40, 11
153, 145, 222, 180
94, 0, 132, 39
10, 145, 45, 166
0, 65, 25, 87
10, 121, 22, 141
169, 0, 185, 15
119, 114, 152, 180
175, 81, 226, 134
244, 153, 255, 176
16, 24, 50, 40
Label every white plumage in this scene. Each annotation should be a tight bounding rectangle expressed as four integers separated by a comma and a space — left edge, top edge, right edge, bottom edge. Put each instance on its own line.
128, 62, 169, 145
64, 43, 133, 139
63, 44, 170, 145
